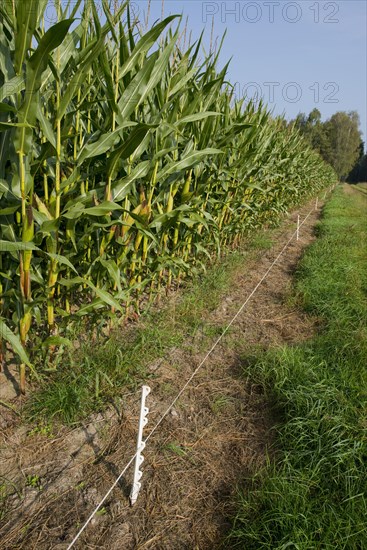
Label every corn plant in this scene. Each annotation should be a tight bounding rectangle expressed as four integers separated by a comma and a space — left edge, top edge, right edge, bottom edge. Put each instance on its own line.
0, 0, 337, 393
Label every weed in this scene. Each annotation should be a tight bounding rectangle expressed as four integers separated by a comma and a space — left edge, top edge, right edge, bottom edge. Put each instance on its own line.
28, 423, 54, 438
164, 442, 188, 457
26, 475, 42, 491
210, 395, 234, 414
248, 233, 274, 251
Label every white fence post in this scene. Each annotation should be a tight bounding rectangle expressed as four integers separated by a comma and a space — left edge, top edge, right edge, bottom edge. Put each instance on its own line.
296, 214, 300, 241
130, 385, 151, 506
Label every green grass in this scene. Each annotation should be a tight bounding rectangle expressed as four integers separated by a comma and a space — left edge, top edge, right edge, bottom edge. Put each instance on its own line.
28, 307, 181, 425
229, 186, 367, 549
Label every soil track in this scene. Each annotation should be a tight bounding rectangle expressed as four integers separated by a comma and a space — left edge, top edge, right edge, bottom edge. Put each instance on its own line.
0, 197, 325, 549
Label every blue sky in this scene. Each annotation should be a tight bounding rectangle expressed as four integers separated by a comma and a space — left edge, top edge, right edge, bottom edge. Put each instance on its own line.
50, 1, 366, 141
131, 0, 367, 142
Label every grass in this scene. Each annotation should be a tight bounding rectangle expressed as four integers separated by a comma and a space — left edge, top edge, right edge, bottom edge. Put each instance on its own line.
28, 236, 273, 425
228, 185, 367, 549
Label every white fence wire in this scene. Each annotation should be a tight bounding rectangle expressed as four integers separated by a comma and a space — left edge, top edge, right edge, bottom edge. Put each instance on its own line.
66, 201, 323, 549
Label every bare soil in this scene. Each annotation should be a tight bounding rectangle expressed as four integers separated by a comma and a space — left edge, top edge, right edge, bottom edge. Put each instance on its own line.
0, 198, 323, 549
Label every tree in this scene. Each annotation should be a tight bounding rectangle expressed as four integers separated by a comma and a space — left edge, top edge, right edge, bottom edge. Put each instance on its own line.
290, 109, 331, 161
348, 141, 367, 182
307, 108, 322, 126
323, 111, 362, 179
291, 110, 362, 180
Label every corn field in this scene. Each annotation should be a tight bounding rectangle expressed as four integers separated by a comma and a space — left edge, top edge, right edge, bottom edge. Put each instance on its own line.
0, 0, 336, 393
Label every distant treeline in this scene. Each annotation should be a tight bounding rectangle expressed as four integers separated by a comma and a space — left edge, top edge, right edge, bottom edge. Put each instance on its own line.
290, 109, 366, 182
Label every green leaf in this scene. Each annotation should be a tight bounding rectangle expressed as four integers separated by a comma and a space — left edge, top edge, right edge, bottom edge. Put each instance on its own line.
112, 161, 151, 201
41, 336, 72, 348
58, 35, 104, 121
174, 112, 220, 126
40, 21, 86, 91
157, 148, 223, 181
118, 15, 179, 81
0, 102, 16, 113
0, 205, 20, 215
0, 240, 39, 252
0, 121, 33, 131
0, 317, 32, 367
98, 258, 121, 291
83, 201, 124, 216
83, 280, 124, 313
0, 75, 25, 101
117, 53, 158, 123
14, 0, 40, 75
141, 34, 178, 108
15, 18, 74, 155
36, 103, 56, 148
46, 253, 78, 274
58, 276, 84, 289
77, 128, 121, 164
168, 66, 197, 97
107, 124, 155, 178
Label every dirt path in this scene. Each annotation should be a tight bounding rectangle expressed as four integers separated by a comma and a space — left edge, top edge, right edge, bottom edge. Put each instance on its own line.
0, 197, 324, 549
